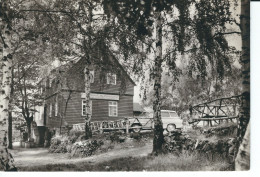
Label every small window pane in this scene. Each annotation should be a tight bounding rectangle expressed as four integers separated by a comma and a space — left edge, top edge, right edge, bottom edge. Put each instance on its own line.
49, 104, 52, 117
108, 101, 118, 117
161, 112, 170, 117
170, 112, 178, 117
107, 73, 116, 85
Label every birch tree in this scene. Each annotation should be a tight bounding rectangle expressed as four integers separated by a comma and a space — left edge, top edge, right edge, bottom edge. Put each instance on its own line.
103, 0, 240, 155
237, 0, 250, 144
20, 0, 130, 139
235, 0, 250, 170
0, 0, 16, 171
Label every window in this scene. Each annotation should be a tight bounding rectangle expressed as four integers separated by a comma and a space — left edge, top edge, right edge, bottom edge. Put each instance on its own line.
82, 100, 92, 116
108, 101, 118, 117
161, 112, 170, 117
49, 78, 52, 88
90, 70, 94, 83
55, 102, 58, 116
107, 73, 116, 85
169, 112, 178, 117
49, 104, 52, 117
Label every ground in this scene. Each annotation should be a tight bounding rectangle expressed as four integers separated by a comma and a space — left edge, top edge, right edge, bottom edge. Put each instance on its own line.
9, 126, 236, 171
10, 142, 153, 170
10, 140, 233, 171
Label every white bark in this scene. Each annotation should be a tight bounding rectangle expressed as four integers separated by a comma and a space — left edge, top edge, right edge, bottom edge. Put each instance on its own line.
152, 11, 164, 155
0, 0, 16, 171
84, 66, 92, 138
84, 66, 91, 121
0, 18, 12, 149
235, 122, 250, 170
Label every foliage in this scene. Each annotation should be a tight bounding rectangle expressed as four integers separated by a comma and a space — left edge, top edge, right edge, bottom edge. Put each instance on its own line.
163, 126, 238, 163
70, 140, 104, 157
103, 0, 239, 80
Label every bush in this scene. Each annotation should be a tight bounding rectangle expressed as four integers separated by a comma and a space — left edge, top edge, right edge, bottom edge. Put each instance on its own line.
49, 136, 70, 153
49, 133, 104, 157
130, 132, 141, 140
70, 139, 104, 157
68, 130, 85, 143
163, 129, 237, 162
109, 131, 126, 143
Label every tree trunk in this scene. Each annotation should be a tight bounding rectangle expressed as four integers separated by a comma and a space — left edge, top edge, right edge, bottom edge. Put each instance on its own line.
7, 112, 12, 149
235, 122, 250, 170
237, 0, 250, 143
0, 25, 11, 149
0, 0, 17, 171
84, 66, 92, 139
26, 120, 32, 140
8, 65, 14, 149
152, 11, 164, 155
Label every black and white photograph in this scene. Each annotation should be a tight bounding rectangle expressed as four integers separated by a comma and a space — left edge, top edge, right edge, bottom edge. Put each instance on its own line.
0, 0, 253, 173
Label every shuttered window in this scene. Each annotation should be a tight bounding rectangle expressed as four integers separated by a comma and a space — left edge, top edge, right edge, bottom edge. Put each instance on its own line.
107, 73, 116, 85
108, 101, 118, 117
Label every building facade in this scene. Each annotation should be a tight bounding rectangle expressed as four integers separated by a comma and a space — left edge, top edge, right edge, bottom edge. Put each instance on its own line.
37, 58, 135, 130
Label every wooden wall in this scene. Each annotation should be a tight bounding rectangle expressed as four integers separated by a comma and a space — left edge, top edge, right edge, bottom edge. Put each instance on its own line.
44, 58, 135, 128
63, 59, 135, 95
45, 91, 134, 127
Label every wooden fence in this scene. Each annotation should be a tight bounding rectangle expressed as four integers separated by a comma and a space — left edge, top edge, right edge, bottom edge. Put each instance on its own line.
72, 118, 131, 133
189, 95, 242, 126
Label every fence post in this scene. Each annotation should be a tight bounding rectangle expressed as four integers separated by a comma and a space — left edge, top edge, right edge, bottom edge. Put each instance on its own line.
100, 122, 103, 134
126, 120, 129, 134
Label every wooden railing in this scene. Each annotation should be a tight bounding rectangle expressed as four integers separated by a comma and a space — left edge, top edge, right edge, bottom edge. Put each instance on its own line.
189, 95, 243, 126
72, 118, 131, 133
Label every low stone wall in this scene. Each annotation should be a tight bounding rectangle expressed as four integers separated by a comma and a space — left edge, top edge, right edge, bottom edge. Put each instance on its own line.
163, 129, 237, 161
200, 124, 237, 137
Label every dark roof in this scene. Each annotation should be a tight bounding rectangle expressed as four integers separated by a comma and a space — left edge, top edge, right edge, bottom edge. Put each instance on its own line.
133, 103, 146, 113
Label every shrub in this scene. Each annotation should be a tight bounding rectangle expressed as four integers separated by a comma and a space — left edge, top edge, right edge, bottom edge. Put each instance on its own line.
70, 139, 104, 157
49, 136, 70, 153
109, 131, 126, 143
130, 132, 141, 140
163, 129, 237, 162
68, 130, 84, 143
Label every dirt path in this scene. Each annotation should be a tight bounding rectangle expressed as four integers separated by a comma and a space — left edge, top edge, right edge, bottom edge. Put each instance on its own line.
11, 143, 153, 168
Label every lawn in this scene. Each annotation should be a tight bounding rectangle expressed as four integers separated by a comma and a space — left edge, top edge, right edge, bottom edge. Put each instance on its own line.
18, 153, 234, 171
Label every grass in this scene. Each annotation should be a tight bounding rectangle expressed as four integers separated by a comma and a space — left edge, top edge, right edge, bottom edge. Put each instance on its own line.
18, 152, 234, 171
185, 122, 237, 142
143, 153, 234, 171
18, 125, 237, 171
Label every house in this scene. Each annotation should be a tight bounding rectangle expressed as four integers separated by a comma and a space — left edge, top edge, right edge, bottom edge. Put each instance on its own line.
36, 53, 135, 132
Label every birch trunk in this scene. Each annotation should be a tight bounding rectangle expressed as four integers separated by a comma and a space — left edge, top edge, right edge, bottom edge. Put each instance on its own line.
0, 34, 11, 149
235, 0, 250, 168
235, 122, 250, 170
83, 2, 93, 139
8, 65, 14, 149
237, 0, 250, 143
0, 0, 16, 171
84, 66, 92, 139
152, 11, 164, 155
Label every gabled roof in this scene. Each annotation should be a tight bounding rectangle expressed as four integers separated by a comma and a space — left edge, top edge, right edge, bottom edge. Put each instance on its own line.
110, 53, 136, 86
